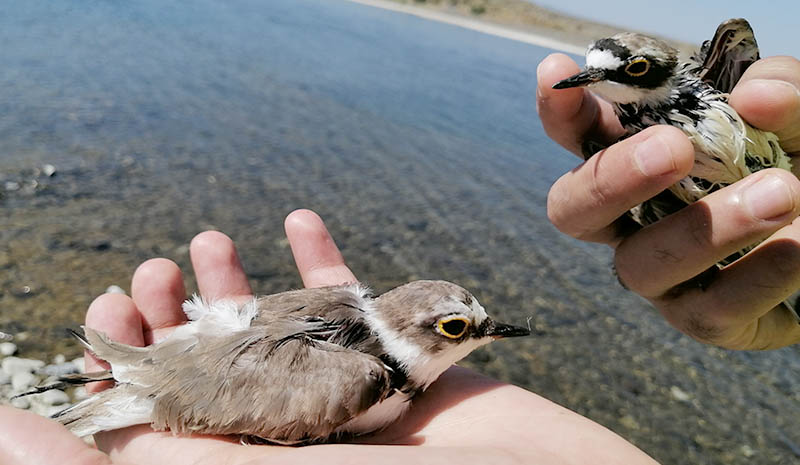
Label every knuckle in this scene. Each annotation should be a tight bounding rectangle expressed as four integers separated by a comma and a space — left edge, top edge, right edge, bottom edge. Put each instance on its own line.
682, 311, 726, 344
660, 298, 732, 346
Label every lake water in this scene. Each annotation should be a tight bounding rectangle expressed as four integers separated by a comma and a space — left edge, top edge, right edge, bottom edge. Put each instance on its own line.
0, 1, 797, 463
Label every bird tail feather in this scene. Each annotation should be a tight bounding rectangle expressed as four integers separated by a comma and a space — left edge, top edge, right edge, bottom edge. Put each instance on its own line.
52, 385, 154, 437
81, 326, 149, 367
11, 371, 114, 400
51, 394, 107, 437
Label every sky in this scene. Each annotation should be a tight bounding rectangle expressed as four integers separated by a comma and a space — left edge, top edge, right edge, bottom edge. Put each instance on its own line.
529, 0, 800, 58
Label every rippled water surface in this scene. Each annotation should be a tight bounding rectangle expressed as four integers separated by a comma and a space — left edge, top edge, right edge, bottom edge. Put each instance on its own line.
1, 1, 798, 463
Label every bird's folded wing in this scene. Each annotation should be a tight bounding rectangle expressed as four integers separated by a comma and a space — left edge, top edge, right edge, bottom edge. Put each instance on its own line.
144, 327, 394, 443
698, 18, 760, 93
83, 326, 197, 367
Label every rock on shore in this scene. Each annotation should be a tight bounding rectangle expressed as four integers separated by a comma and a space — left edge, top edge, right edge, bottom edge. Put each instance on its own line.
0, 341, 87, 418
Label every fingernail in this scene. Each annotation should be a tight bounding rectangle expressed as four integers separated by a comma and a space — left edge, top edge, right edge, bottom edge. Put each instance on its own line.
634, 135, 676, 177
743, 174, 795, 220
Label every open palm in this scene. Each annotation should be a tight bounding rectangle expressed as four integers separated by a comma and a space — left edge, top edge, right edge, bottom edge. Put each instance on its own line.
0, 210, 658, 465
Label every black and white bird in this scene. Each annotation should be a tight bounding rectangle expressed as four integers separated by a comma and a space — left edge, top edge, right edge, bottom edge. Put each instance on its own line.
19, 281, 529, 444
554, 18, 791, 227
552, 19, 799, 321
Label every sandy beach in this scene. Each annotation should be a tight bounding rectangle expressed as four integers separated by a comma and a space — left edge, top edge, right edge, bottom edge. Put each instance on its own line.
349, 0, 695, 56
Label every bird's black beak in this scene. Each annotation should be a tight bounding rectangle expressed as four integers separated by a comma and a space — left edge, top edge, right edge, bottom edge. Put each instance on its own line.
478, 319, 531, 339
552, 68, 605, 89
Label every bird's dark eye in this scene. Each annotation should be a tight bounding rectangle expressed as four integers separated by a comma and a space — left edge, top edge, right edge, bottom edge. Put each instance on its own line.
437, 317, 470, 339
625, 58, 650, 77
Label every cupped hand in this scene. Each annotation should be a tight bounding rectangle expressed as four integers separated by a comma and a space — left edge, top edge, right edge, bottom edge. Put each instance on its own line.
538, 53, 800, 349
0, 209, 659, 465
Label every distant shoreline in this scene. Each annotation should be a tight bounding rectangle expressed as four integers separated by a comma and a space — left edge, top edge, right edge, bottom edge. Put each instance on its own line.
345, 0, 586, 55
344, 0, 695, 56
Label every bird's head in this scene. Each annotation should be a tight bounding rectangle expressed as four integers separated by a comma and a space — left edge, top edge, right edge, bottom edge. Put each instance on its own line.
553, 33, 679, 106
369, 280, 529, 388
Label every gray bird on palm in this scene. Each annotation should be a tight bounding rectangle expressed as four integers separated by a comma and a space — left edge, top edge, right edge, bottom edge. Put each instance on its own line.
21, 281, 529, 444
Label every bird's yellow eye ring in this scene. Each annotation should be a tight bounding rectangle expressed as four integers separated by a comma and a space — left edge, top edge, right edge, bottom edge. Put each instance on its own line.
625, 58, 650, 77
437, 317, 470, 339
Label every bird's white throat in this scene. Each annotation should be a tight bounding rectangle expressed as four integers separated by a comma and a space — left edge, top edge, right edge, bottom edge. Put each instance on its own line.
589, 80, 673, 106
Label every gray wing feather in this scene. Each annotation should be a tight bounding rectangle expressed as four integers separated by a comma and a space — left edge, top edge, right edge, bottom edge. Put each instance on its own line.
696, 18, 760, 93
72, 284, 390, 443
144, 326, 393, 442
251, 284, 372, 324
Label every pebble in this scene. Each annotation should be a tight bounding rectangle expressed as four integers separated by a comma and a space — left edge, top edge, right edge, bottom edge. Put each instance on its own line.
41, 164, 57, 177
43, 405, 69, 417
670, 385, 691, 402
10, 396, 29, 409
1, 346, 82, 419
38, 361, 79, 377
619, 414, 640, 430
2, 357, 45, 376
0, 342, 17, 356
11, 371, 37, 392
0, 331, 13, 342
105, 284, 126, 294
0, 342, 89, 417
73, 386, 89, 401
40, 389, 70, 406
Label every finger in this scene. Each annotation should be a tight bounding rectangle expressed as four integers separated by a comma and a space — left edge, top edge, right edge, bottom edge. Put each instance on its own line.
84, 293, 143, 393
654, 220, 800, 350
616, 169, 800, 297
0, 406, 113, 465
729, 56, 800, 154
189, 231, 252, 301
536, 53, 626, 156
284, 209, 357, 288
130, 258, 187, 344
547, 125, 695, 244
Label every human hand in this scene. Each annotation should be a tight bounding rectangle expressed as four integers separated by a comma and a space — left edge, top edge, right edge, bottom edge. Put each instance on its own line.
0, 209, 660, 465
537, 53, 800, 350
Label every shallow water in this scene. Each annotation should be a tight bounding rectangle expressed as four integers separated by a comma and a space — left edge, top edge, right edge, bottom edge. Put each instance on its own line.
0, 1, 798, 463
